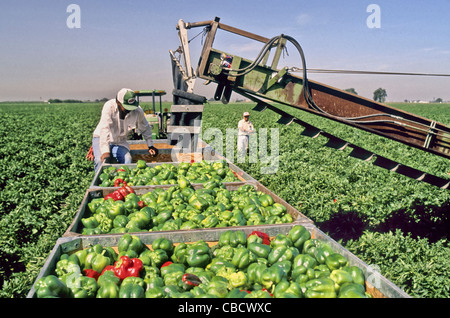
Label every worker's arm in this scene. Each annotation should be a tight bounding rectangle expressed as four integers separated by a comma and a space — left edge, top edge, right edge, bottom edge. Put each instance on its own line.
135, 107, 158, 156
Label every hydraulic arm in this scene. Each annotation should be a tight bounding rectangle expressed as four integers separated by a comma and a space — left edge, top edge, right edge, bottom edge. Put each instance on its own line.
172, 17, 450, 189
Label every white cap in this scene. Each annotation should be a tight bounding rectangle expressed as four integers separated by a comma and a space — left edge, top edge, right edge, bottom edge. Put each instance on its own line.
243, 112, 250, 116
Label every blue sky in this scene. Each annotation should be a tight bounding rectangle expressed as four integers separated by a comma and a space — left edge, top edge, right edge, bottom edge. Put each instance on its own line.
1, 0, 450, 102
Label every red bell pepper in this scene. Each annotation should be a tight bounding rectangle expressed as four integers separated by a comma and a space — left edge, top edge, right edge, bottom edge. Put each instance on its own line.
249, 231, 270, 245
114, 178, 126, 187
161, 261, 173, 268
83, 269, 100, 281
113, 256, 143, 280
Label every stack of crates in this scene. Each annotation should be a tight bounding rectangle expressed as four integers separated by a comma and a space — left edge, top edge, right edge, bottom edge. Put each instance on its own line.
27, 144, 411, 298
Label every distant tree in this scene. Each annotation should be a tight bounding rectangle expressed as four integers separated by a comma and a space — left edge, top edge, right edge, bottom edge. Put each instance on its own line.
344, 88, 358, 95
373, 88, 387, 103
434, 98, 443, 103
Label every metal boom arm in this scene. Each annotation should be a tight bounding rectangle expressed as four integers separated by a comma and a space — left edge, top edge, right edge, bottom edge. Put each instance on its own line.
174, 17, 450, 188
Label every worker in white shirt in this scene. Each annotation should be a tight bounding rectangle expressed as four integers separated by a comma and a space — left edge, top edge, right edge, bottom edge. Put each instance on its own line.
237, 111, 254, 155
89, 88, 158, 172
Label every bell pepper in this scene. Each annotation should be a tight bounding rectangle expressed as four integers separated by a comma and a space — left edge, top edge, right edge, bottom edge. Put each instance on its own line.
35, 275, 71, 298
55, 253, 81, 280
273, 279, 303, 298
106, 200, 126, 220
119, 276, 146, 298
268, 246, 299, 265
304, 277, 337, 298
161, 263, 185, 286
96, 281, 120, 298
85, 248, 112, 274
113, 214, 129, 229
97, 269, 120, 287
171, 242, 188, 265
261, 264, 287, 290
205, 279, 229, 298
248, 231, 270, 245
342, 265, 365, 286
81, 216, 99, 229
201, 214, 219, 228
218, 230, 247, 248
288, 225, 311, 251
269, 203, 287, 216
248, 242, 271, 259
140, 249, 169, 268
124, 193, 141, 213
246, 262, 267, 285
227, 271, 248, 289
151, 237, 174, 255
136, 159, 147, 169
227, 288, 250, 298
330, 269, 354, 292
69, 276, 98, 298
270, 234, 293, 248
117, 233, 145, 256
83, 269, 100, 281
228, 210, 247, 226
259, 194, 275, 207
142, 265, 161, 285
113, 256, 143, 280
145, 277, 167, 298
338, 282, 370, 298
231, 247, 255, 270
291, 254, 317, 281
325, 253, 349, 270
152, 209, 173, 226
186, 241, 212, 268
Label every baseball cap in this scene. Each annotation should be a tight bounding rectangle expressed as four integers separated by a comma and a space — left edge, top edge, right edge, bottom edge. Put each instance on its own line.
243, 112, 250, 116
117, 88, 139, 111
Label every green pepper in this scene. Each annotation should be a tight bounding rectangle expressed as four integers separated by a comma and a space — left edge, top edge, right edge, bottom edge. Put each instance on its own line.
161, 263, 185, 287
186, 241, 211, 268
113, 214, 129, 229
119, 278, 145, 298
228, 210, 247, 226
232, 247, 255, 270
69, 276, 98, 298
141, 249, 169, 268
261, 264, 287, 290
142, 265, 160, 285
218, 230, 247, 248
227, 271, 248, 289
342, 265, 365, 285
330, 269, 354, 292
227, 288, 250, 298
171, 242, 188, 265
96, 281, 120, 298
153, 209, 173, 226
325, 253, 348, 270
247, 242, 271, 259
205, 279, 229, 298
145, 282, 167, 298
270, 234, 293, 248
338, 283, 370, 298
291, 254, 317, 281
35, 275, 71, 298
81, 216, 99, 229
247, 262, 267, 285
201, 214, 219, 228
259, 194, 275, 207
118, 233, 145, 256
151, 237, 174, 255
273, 279, 303, 298
85, 249, 112, 274
55, 253, 80, 280
288, 225, 311, 251
97, 270, 120, 287
269, 203, 287, 216
268, 246, 299, 265
136, 159, 147, 169
107, 200, 126, 219
304, 277, 337, 298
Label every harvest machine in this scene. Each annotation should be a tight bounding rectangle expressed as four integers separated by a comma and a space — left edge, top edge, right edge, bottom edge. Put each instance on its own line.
168, 17, 450, 189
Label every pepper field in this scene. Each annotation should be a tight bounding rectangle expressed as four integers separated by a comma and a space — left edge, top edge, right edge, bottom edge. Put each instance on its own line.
0, 101, 449, 298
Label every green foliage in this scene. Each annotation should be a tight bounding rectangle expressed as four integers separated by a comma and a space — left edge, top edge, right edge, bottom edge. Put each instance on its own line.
0, 102, 101, 297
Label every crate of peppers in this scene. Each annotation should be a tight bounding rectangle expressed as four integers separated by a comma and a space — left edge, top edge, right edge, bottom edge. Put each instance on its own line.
65, 177, 312, 236
28, 224, 410, 298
